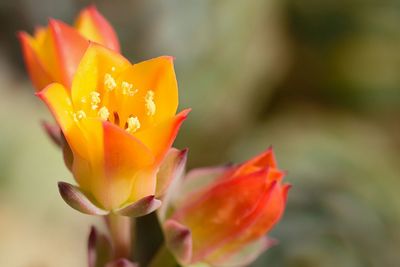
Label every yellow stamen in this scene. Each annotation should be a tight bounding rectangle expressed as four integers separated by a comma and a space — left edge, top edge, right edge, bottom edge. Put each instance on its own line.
104, 73, 117, 91
81, 97, 87, 104
121, 81, 138, 96
111, 66, 116, 72
126, 116, 141, 133
73, 110, 86, 122
98, 106, 110, 121
90, 91, 101, 110
145, 90, 156, 116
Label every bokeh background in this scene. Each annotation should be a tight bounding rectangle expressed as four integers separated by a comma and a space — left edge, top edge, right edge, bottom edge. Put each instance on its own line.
1, 0, 400, 266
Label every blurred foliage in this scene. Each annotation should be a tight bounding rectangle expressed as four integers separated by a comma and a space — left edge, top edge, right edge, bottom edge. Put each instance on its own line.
0, 0, 400, 266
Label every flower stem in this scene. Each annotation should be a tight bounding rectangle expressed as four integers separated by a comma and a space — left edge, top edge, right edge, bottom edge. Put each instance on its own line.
148, 244, 178, 267
105, 214, 132, 259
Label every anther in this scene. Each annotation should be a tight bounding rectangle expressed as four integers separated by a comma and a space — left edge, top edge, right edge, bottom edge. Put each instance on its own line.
98, 106, 110, 121
121, 81, 138, 96
90, 91, 101, 110
145, 90, 156, 116
126, 116, 141, 133
104, 73, 117, 91
73, 110, 86, 122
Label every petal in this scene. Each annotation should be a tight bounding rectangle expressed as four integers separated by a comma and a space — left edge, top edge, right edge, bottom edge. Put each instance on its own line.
103, 121, 154, 177
37, 83, 100, 161
75, 5, 120, 52
115, 56, 179, 126
36, 83, 74, 132
174, 164, 233, 206
234, 147, 277, 177
172, 169, 273, 262
48, 19, 89, 88
206, 181, 288, 263
70, 43, 130, 111
18, 31, 53, 91
133, 109, 190, 164
101, 121, 155, 209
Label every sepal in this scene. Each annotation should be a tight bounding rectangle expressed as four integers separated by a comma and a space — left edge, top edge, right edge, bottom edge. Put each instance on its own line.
156, 148, 188, 198
211, 237, 277, 267
105, 259, 137, 267
41, 121, 62, 147
88, 226, 112, 267
114, 195, 161, 217
58, 181, 109, 215
163, 219, 192, 265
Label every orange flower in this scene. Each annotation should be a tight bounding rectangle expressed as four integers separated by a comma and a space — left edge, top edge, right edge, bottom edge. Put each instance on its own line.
38, 43, 189, 213
159, 148, 290, 266
18, 5, 120, 92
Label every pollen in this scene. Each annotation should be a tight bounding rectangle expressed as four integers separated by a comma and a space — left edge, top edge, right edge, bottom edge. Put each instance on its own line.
98, 106, 110, 121
126, 116, 141, 133
90, 91, 101, 110
104, 73, 117, 91
121, 81, 138, 96
73, 110, 86, 122
145, 90, 156, 116
111, 66, 116, 72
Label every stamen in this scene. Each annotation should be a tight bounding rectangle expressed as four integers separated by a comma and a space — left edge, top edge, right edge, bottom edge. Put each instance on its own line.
90, 91, 101, 110
145, 90, 156, 116
73, 110, 86, 122
104, 73, 117, 91
98, 106, 110, 121
113, 112, 120, 125
80, 97, 87, 104
126, 116, 141, 133
111, 66, 116, 72
121, 81, 138, 96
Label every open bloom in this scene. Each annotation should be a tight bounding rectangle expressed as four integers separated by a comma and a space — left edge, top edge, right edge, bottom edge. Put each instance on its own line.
159, 148, 290, 266
38, 43, 189, 212
19, 5, 119, 91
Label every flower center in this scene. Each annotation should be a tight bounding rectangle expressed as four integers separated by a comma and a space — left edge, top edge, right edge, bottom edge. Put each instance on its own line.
73, 71, 157, 134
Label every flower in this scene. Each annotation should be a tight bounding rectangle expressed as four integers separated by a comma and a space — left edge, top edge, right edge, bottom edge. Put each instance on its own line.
159, 148, 290, 266
18, 5, 120, 92
38, 43, 190, 213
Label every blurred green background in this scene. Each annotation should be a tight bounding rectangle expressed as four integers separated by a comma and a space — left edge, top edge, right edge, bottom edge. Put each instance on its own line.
1, 0, 400, 266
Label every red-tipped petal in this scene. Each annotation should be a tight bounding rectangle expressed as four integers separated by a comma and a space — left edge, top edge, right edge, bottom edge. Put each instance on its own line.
75, 5, 120, 52
234, 147, 277, 176
18, 31, 53, 91
172, 169, 273, 262
103, 121, 154, 177
49, 19, 89, 88
133, 109, 190, 164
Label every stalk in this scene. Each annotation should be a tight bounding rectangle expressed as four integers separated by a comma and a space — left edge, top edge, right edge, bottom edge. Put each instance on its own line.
105, 214, 132, 259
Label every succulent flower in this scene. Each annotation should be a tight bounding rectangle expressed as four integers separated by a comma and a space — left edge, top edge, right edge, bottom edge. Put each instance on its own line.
159, 148, 290, 266
38, 43, 189, 214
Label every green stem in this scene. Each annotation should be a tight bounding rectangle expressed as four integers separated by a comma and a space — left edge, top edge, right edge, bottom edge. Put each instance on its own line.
148, 244, 178, 267
105, 214, 132, 259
